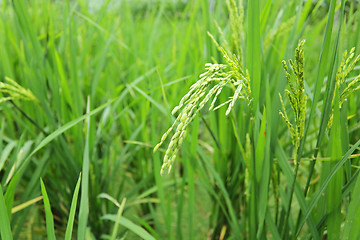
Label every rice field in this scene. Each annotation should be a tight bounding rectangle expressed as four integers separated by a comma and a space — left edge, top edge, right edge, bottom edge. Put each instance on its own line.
0, 0, 360, 239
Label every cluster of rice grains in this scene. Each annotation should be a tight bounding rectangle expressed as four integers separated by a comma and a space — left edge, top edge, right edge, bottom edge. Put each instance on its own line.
0, 77, 38, 104
154, 62, 251, 175
154, 0, 250, 175
279, 41, 360, 160
336, 47, 360, 109
327, 47, 360, 127
279, 40, 307, 160
154, 38, 360, 175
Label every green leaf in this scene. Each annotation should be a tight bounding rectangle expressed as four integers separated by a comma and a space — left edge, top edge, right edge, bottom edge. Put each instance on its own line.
0, 185, 13, 240
40, 178, 56, 240
255, 107, 266, 182
78, 97, 91, 239
4, 173, 20, 220
247, 0, 261, 111
257, 80, 272, 239
110, 198, 127, 240
327, 90, 343, 240
102, 215, 156, 240
64, 173, 82, 240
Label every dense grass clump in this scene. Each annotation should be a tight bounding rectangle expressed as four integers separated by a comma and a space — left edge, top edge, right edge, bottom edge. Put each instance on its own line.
1, 0, 360, 239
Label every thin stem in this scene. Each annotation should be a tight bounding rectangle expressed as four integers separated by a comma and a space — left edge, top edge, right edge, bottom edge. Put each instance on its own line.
10, 100, 48, 135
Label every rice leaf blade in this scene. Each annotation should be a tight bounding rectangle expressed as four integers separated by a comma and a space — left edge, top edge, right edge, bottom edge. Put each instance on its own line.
40, 178, 56, 240
327, 90, 343, 240
102, 215, 156, 240
0, 185, 13, 240
78, 97, 91, 239
64, 173, 82, 240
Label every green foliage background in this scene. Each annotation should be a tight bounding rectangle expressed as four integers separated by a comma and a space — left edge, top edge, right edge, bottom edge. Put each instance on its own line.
0, 0, 360, 239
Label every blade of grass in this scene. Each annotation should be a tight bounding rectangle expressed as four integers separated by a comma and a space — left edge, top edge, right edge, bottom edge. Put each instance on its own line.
64, 173, 82, 240
247, 1, 262, 237
257, 80, 272, 238
132, 86, 168, 115
133, 216, 160, 240
102, 214, 156, 240
260, 0, 272, 35
4, 171, 20, 220
255, 108, 266, 183
110, 198, 126, 240
0, 141, 16, 172
326, 89, 343, 240
11, 196, 43, 214
78, 97, 91, 239
40, 178, 56, 240
247, 0, 261, 111
0, 185, 13, 240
